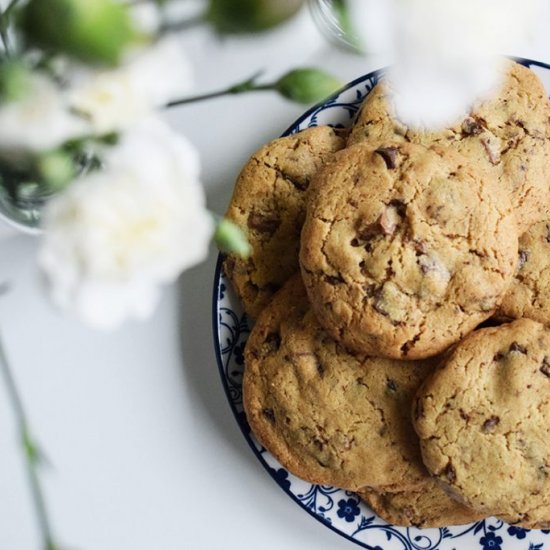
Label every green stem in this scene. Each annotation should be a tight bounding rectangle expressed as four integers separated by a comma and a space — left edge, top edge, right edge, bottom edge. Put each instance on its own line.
0, 23, 10, 57
0, 0, 20, 57
166, 72, 274, 108
160, 12, 206, 33
4, 0, 21, 18
0, 332, 59, 550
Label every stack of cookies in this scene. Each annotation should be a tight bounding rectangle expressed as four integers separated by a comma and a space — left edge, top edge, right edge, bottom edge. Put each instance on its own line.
223, 60, 550, 529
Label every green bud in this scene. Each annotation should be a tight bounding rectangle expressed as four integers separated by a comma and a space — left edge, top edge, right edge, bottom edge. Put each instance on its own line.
19, 0, 136, 66
0, 60, 30, 103
36, 151, 75, 191
207, 0, 304, 34
275, 68, 342, 104
214, 218, 251, 258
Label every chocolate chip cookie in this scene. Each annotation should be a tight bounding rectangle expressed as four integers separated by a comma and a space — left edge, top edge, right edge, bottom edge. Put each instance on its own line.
243, 274, 436, 492
413, 319, 550, 525
358, 478, 485, 528
300, 142, 518, 359
349, 61, 550, 232
223, 126, 347, 319
499, 215, 550, 324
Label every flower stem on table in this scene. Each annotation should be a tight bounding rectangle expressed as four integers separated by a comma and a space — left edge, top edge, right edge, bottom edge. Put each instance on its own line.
0, 332, 60, 550
166, 68, 342, 107
165, 71, 269, 107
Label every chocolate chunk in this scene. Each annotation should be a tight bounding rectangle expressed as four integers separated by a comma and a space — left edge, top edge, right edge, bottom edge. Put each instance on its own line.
363, 284, 376, 298
325, 274, 344, 285
313, 437, 324, 451
357, 222, 381, 241
493, 352, 505, 361
264, 332, 281, 353
262, 408, 275, 422
482, 416, 500, 432
386, 378, 398, 393
388, 199, 407, 217
248, 211, 280, 234
350, 238, 361, 247
509, 342, 527, 355
540, 357, 550, 377
444, 463, 456, 483
518, 249, 529, 270
462, 116, 484, 136
375, 147, 399, 169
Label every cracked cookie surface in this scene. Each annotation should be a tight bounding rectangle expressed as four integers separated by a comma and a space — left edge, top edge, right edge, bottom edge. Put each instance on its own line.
243, 274, 436, 492
413, 319, 550, 525
499, 216, 550, 324
348, 61, 550, 232
358, 478, 485, 528
300, 142, 518, 359
223, 125, 347, 319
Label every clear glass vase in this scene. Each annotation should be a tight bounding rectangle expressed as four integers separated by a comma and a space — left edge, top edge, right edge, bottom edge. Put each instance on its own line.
0, 173, 46, 235
307, 0, 363, 53
0, 150, 95, 236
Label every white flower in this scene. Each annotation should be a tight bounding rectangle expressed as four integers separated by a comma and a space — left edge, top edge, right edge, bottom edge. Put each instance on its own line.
68, 36, 193, 134
0, 73, 84, 152
38, 117, 213, 330
349, 0, 544, 129
388, 0, 544, 129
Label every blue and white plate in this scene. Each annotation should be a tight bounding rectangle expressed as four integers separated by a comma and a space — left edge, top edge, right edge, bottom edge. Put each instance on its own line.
212, 58, 550, 550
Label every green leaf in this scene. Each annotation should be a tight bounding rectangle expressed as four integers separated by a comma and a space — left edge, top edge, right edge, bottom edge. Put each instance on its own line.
275, 68, 342, 104
19, 0, 136, 66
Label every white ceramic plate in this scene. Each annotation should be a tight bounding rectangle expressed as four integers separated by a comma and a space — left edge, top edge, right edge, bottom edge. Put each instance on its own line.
213, 58, 550, 550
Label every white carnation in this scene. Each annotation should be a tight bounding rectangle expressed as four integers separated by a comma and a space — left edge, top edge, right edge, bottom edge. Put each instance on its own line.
388, 0, 544, 128
0, 73, 84, 152
68, 36, 193, 134
348, 0, 544, 129
38, 118, 213, 330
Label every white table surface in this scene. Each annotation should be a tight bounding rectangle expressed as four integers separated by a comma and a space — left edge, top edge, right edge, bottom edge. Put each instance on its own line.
2, 9, 550, 550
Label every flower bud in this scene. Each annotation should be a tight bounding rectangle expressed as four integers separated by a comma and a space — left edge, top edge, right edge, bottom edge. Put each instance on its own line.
207, 0, 304, 34
214, 218, 251, 258
19, 0, 136, 66
275, 68, 342, 104
37, 150, 74, 191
